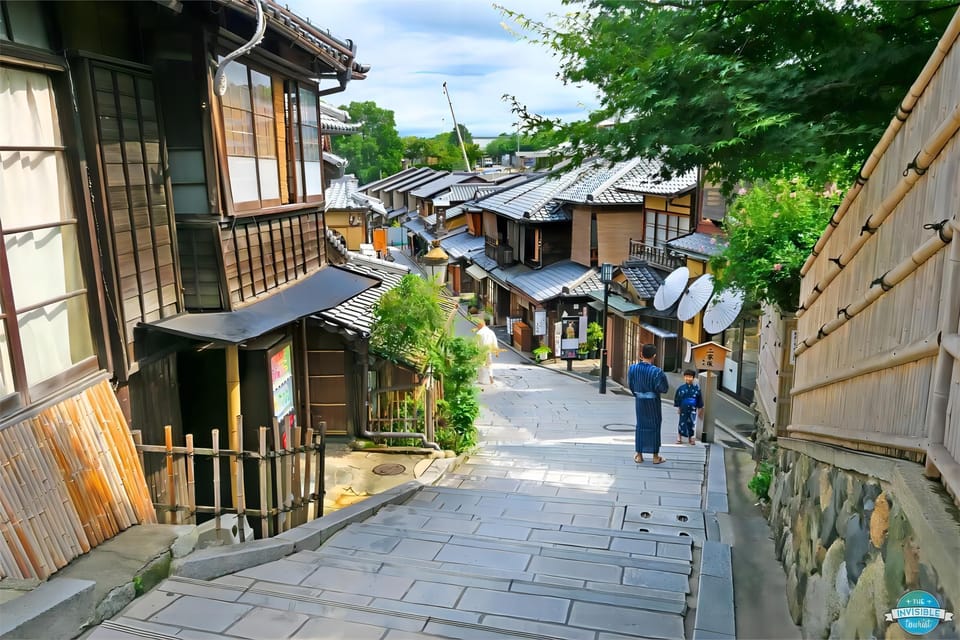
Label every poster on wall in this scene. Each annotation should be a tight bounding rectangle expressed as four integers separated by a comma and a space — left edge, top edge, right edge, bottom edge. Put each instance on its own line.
270, 342, 296, 431
534, 310, 547, 336
560, 316, 582, 358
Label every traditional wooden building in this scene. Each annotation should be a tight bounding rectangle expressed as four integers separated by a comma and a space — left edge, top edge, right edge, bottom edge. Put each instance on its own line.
0, 0, 373, 578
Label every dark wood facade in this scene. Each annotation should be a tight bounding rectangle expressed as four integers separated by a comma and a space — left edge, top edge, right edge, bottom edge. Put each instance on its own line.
0, 0, 370, 570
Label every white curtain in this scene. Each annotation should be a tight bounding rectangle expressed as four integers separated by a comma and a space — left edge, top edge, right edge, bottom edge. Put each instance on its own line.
0, 66, 93, 387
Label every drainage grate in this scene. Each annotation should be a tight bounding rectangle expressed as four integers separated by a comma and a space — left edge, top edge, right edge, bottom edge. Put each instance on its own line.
372, 463, 407, 476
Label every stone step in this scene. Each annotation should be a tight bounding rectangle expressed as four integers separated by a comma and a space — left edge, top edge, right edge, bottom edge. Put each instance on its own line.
95, 566, 685, 640
371, 504, 695, 562
458, 459, 705, 483
320, 520, 693, 595
435, 472, 706, 513
383, 499, 699, 556
290, 548, 689, 613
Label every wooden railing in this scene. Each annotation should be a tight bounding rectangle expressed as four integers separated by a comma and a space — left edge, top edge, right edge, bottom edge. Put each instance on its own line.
628, 240, 685, 270
133, 418, 326, 541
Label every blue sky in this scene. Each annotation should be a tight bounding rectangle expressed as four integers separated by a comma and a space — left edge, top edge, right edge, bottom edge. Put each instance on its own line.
287, 0, 600, 138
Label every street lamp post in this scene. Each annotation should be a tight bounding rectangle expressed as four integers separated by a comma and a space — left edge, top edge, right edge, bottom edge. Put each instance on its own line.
599, 262, 613, 395
422, 240, 449, 287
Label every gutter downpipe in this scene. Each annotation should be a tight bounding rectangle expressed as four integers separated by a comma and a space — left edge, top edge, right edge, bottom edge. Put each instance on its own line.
213, 0, 267, 97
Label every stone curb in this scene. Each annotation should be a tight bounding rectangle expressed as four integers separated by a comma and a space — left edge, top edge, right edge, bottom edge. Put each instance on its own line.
170, 481, 425, 581
693, 541, 736, 639
0, 577, 95, 640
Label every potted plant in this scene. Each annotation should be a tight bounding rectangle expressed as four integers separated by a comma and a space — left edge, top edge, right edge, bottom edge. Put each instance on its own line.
532, 344, 552, 362
586, 322, 604, 357
577, 343, 590, 360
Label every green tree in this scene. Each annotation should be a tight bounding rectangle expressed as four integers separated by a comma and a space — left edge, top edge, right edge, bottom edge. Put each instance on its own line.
484, 129, 560, 158
502, 0, 957, 190
370, 274, 445, 361
711, 176, 843, 312
332, 101, 403, 184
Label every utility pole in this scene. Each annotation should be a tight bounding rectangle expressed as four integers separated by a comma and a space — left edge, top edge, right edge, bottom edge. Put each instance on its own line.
442, 82, 471, 171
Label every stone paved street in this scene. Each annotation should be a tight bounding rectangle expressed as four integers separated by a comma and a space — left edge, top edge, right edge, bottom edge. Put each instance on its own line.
83, 334, 732, 640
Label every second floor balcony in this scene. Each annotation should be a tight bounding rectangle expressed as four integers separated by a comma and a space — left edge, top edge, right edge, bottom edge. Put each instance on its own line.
628, 240, 686, 270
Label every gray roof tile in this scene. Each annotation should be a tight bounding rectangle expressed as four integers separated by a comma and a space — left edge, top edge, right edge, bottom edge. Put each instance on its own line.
618, 159, 699, 196
316, 255, 410, 337
666, 231, 728, 258
485, 260, 594, 303
410, 173, 476, 199
439, 231, 484, 259
621, 261, 665, 298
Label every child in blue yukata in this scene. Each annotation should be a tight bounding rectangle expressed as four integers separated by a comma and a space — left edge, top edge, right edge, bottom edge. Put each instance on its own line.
674, 369, 704, 445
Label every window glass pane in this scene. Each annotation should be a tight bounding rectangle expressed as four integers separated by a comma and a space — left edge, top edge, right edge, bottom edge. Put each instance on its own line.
5, 1, 51, 50
250, 70, 273, 116
223, 106, 254, 156
18, 294, 94, 386
227, 156, 260, 203
0, 150, 75, 229
303, 161, 322, 196
258, 158, 280, 201
0, 67, 60, 146
220, 61, 251, 112
298, 88, 318, 127
5, 225, 85, 310
254, 114, 276, 157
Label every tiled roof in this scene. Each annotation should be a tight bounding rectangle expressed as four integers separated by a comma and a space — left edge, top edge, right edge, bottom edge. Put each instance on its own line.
447, 183, 486, 202
220, 0, 368, 79
618, 159, 699, 196
320, 115, 362, 135
554, 158, 646, 205
621, 261, 665, 298
477, 171, 585, 222
315, 255, 410, 337
322, 151, 348, 168
666, 232, 728, 258
403, 216, 437, 243
410, 173, 476, 199
325, 176, 386, 214
567, 270, 603, 296
493, 260, 594, 303
386, 206, 408, 220
395, 170, 448, 194
470, 251, 498, 272
439, 231, 484, 259
360, 167, 420, 193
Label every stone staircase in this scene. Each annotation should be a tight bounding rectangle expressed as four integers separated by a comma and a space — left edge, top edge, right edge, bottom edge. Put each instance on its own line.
88, 440, 734, 639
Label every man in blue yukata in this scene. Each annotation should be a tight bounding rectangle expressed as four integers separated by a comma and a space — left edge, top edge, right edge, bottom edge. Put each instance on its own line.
627, 343, 669, 464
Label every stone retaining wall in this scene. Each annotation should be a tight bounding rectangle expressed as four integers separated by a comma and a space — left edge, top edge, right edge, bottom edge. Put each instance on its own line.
769, 446, 957, 639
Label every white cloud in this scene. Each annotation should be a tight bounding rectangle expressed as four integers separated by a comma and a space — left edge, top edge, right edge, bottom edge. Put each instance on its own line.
286, 0, 599, 137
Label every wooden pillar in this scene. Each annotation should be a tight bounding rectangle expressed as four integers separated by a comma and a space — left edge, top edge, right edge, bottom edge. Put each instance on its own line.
226, 344, 241, 508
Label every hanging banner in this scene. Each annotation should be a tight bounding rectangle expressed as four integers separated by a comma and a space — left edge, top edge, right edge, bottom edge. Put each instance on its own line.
534, 310, 547, 336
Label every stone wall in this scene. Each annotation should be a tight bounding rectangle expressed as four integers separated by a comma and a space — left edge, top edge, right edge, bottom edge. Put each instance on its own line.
769, 445, 957, 639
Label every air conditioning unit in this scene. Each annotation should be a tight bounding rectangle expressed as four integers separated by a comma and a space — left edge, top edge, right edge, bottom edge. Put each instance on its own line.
497, 246, 514, 267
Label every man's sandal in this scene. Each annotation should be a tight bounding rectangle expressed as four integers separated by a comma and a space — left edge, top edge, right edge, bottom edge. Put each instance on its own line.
634, 453, 643, 463
652, 456, 666, 464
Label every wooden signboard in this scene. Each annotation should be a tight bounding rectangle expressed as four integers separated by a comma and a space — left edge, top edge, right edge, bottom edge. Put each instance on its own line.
372, 228, 387, 253
691, 341, 730, 371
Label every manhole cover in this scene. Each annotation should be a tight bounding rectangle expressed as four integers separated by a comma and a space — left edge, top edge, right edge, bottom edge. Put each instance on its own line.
372, 463, 407, 476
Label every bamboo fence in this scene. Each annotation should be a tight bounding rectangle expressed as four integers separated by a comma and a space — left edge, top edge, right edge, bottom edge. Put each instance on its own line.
0, 379, 155, 581
133, 419, 326, 540
791, 10, 960, 498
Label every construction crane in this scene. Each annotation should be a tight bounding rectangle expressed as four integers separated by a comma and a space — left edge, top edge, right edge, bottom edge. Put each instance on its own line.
442, 81, 472, 172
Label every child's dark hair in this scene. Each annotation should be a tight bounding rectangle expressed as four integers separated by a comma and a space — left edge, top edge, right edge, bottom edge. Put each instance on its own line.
683, 369, 697, 377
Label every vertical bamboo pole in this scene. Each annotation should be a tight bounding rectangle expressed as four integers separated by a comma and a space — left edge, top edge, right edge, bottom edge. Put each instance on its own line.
164, 426, 175, 525
235, 417, 246, 543
212, 428, 221, 543
230, 414, 241, 514
226, 345, 241, 509
272, 419, 284, 533
292, 426, 303, 526
258, 427, 269, 539
315, 423, 325, 518
132, 430, 146, 491
185, 434, 196, 525
302, 427, 314, 521
282, 420, 292, 530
